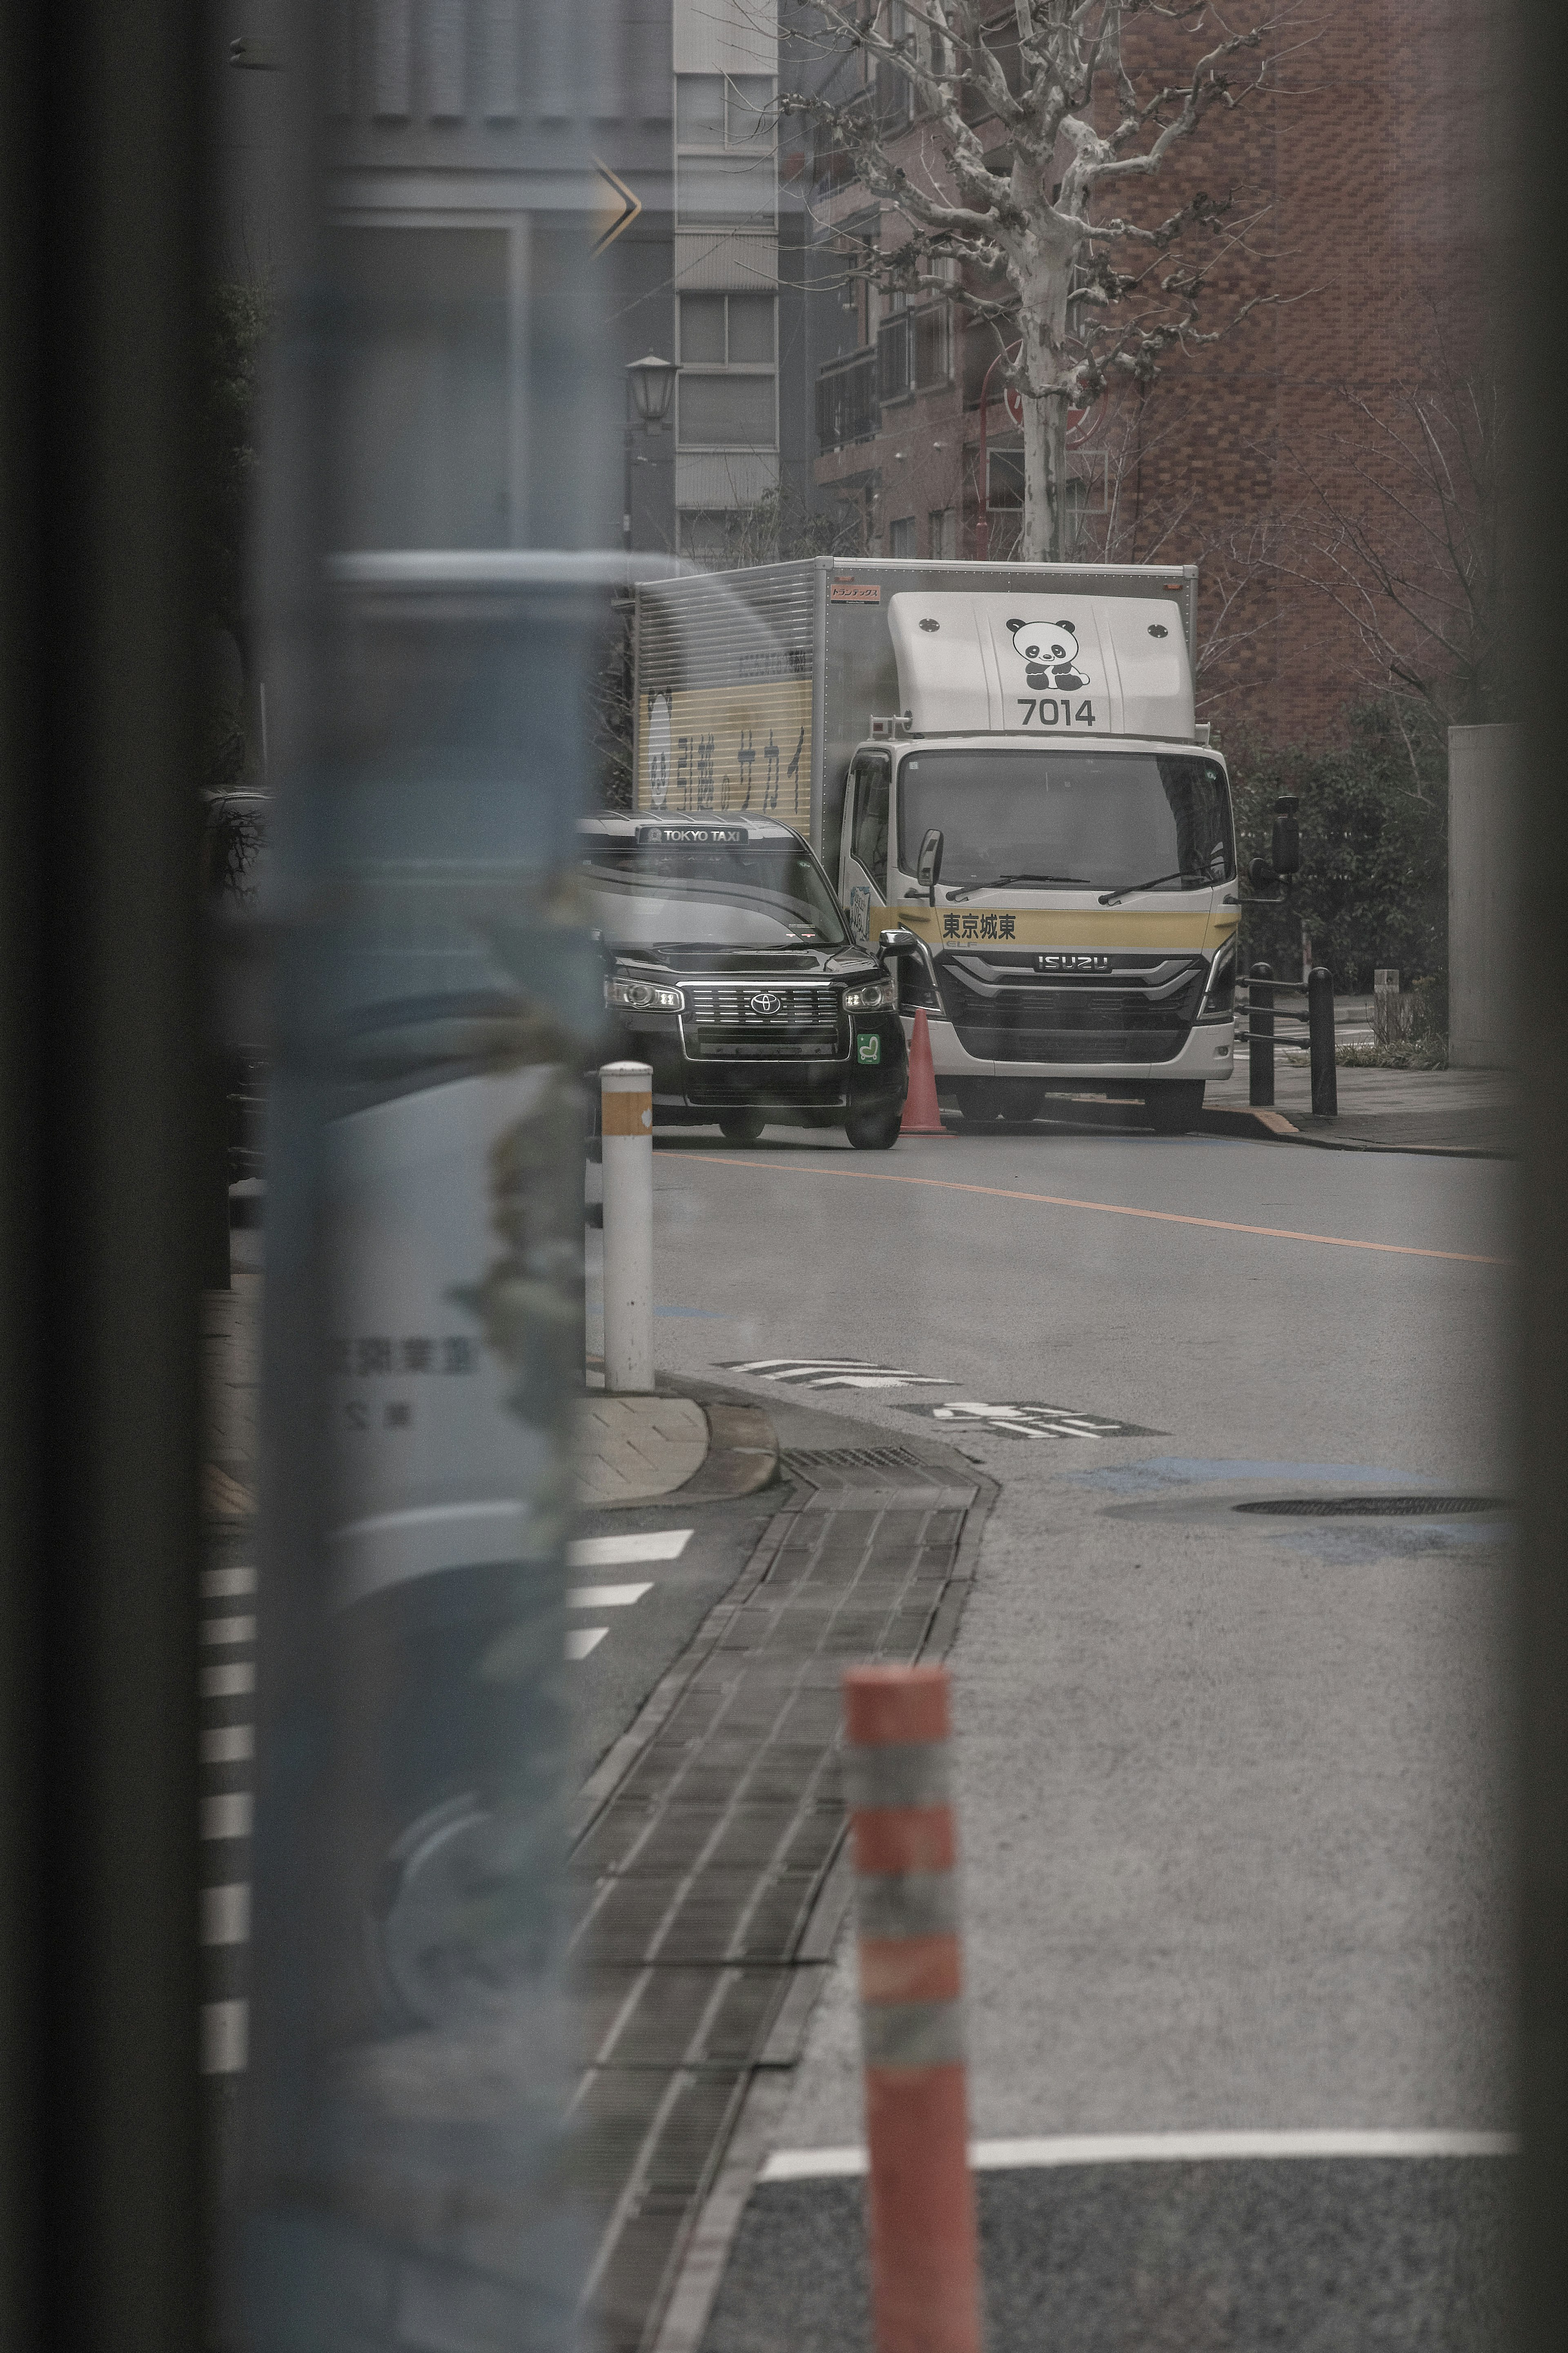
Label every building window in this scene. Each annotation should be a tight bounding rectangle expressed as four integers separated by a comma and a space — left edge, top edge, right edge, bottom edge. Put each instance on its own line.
889, 517, 917, 558
678, 374, 777, 447
679, 294, 776, 366
929, 508, 955, 560
677, 74, 775, 148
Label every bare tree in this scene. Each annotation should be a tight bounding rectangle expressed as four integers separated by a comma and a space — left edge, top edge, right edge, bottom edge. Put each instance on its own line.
1270, 339, 1507, 749
782, 0, 1291, 559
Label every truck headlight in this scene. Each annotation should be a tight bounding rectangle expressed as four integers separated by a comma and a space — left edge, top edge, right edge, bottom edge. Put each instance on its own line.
606, 977, 684, 1012
1198, 941, 1236, 1020
841, 978, 895, 1010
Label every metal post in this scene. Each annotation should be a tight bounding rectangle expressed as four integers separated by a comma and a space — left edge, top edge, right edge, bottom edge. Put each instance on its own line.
601, 1061, 654, 1393
844, 1665, 982, 2353
0, 0, 204, 2344
1308, 966, 1337, 1117
1248, 961, 1275, 1108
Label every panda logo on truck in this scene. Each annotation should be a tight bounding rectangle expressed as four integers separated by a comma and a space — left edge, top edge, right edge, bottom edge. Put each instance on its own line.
1007, 618, 1090, 693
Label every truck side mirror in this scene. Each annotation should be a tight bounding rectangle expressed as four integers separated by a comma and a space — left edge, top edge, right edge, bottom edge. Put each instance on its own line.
1272, 796, 1301, 878
917, 827, 944, 906
878, 926, 919, 957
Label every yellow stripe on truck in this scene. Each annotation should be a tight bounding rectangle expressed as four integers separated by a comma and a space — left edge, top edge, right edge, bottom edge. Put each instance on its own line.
878, 906, 1238, 954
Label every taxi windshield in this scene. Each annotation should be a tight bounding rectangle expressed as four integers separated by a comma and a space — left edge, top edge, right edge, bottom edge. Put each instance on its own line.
897, 747, 1235, 892
581, 836, 850, 949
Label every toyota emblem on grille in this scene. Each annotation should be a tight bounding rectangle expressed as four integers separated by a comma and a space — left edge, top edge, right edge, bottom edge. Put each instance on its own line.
748, 990, 785, 1017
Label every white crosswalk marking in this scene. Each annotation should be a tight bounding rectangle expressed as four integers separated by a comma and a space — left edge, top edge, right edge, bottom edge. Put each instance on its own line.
568, 1530, 692, 1568
566, 1627, 609, 1661
200, 1724, 254, 1763
201, 1791, 253, 1840
200, 1614, 256, 1646
200, 1662, 255, 1698
201, 1884, 251, 1945
200, 2000, 248, 2075
720, 1357, 951, 1389
568, 1582, 653, 1610
201, 1564, 256, 1599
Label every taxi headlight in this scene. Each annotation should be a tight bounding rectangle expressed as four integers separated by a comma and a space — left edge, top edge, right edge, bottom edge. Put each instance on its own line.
606, 977, 684, 1012
841, 977, 895, 1010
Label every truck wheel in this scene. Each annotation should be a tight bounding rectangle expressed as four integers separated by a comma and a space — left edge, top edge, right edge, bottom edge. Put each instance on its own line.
845, 1107, 901, 1151
998, 1084, 1045, 1126
719, 1111, 766, 1144
1143, 1082, 1205, 1135
954, 1081, 1006, 1124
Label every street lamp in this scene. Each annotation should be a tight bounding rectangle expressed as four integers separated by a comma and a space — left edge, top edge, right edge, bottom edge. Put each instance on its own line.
624, 354, 679, 551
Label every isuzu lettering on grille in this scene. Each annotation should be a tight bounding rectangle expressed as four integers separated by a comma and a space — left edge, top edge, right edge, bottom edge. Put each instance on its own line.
1035, 953, 1113, 972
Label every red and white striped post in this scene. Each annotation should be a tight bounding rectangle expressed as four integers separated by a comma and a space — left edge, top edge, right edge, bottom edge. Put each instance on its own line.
843, 1664, 983, 2353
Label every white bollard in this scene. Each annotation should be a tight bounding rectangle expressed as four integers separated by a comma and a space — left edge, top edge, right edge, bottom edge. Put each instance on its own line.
600, 1061, 654, 1394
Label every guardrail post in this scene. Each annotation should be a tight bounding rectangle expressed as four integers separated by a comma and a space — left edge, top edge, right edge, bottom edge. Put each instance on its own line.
601, 1061, 654, 1393
844, 1664, 983, 2353
1248, 962, 1275, 1107
1308, 966, 1338, 1116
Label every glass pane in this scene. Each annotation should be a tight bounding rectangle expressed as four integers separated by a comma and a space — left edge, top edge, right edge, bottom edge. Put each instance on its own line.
726, 295, 775, 364
325, 225, 510, 549
679, 294, 726, 364
853, 767, 891, 878
726, 75, 774, 144
675, 74, 725, 144
897, 748, 1235, 890
676, 155, 775, 225
677, 373, 776, 446
889, 516, 917, 558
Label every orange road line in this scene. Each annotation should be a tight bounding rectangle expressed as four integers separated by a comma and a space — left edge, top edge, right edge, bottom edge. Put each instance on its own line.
659, 1153, 1510, 1267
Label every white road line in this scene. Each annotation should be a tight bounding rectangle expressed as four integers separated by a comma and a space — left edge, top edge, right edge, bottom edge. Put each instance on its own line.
200, 2000, 248, 2075
566, 1626, 609, 1661
759, 2129, 1521, 2184
200, 1724, 254, 1763
200, 1883, 251, 1945
200, 1614, 256, 1647
200, 1662, 255, 1698
200, 1791, 254, 1840
568, 1530, 692, 1568
568, 1582, 653, 1610
201, 1565, 256, 1599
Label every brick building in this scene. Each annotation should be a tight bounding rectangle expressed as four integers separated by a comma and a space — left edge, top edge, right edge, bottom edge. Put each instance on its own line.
804, 0, 1504, 744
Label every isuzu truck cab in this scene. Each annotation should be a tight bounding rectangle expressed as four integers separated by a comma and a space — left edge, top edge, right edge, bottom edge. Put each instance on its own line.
631, 560, 1239, 1133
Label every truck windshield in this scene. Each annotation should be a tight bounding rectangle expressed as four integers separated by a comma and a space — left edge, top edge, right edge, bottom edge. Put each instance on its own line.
581, 840, 850, 949
897, 748, 1234, 894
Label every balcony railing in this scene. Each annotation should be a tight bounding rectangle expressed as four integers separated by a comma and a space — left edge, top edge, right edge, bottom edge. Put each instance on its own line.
816, 348, 880, 452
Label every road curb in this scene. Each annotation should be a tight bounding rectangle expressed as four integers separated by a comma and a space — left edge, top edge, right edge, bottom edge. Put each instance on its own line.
1200, 1104, 1514, 1160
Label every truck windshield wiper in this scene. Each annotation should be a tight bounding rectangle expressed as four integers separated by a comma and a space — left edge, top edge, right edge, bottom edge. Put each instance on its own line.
947, 872, 1094, 899
1097, 870, 1201, 906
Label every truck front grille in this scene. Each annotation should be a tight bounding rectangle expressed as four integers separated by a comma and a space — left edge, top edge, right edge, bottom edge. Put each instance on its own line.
938, 953, 1207, 1066
682, 985, 845, 1062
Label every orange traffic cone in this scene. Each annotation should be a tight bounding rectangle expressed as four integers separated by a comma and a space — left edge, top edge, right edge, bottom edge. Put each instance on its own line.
900, 1008, 949, 1136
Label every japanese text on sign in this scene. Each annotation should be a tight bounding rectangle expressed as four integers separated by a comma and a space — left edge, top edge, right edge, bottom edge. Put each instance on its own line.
329, 1336, 481, 1377
940, 911, 1016, 941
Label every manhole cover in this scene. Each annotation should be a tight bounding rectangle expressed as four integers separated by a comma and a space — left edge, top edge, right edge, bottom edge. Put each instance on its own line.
1234, 1495, 1510, 1518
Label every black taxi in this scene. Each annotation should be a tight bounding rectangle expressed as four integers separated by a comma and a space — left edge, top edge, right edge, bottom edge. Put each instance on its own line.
581, 814, 909, 1149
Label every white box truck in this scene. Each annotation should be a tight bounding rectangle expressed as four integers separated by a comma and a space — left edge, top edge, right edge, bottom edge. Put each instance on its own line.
631, 557, 1239, 1133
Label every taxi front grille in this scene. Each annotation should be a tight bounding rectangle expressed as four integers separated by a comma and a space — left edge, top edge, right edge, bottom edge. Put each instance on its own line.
682, 984, 845, 1061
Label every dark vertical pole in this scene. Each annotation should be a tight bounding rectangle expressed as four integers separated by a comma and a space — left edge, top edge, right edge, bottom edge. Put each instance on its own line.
1307, 967, 1337, 1117
1247, 962, 1274, 1108
0, 0, 205, 2348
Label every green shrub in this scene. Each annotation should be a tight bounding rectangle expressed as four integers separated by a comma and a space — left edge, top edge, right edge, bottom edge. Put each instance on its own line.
1218, 701, 1447, 993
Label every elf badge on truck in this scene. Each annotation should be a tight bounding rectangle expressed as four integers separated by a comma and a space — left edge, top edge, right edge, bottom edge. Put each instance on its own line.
633, 558, 1239, 1133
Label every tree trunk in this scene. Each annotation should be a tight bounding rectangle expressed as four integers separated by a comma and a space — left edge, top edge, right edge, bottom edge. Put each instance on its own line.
1020, 385, 1068, 563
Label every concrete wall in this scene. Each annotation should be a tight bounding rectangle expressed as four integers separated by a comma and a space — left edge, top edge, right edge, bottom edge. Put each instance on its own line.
1448, 723, 1518, 1069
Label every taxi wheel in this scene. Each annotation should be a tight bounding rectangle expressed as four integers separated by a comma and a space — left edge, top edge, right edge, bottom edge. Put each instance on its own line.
846, 1107, 902, 1151
719, 1110, 766, 1144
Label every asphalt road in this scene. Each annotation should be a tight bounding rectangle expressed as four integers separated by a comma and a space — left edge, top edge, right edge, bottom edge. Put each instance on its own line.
608, 1120, 1516, 2347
